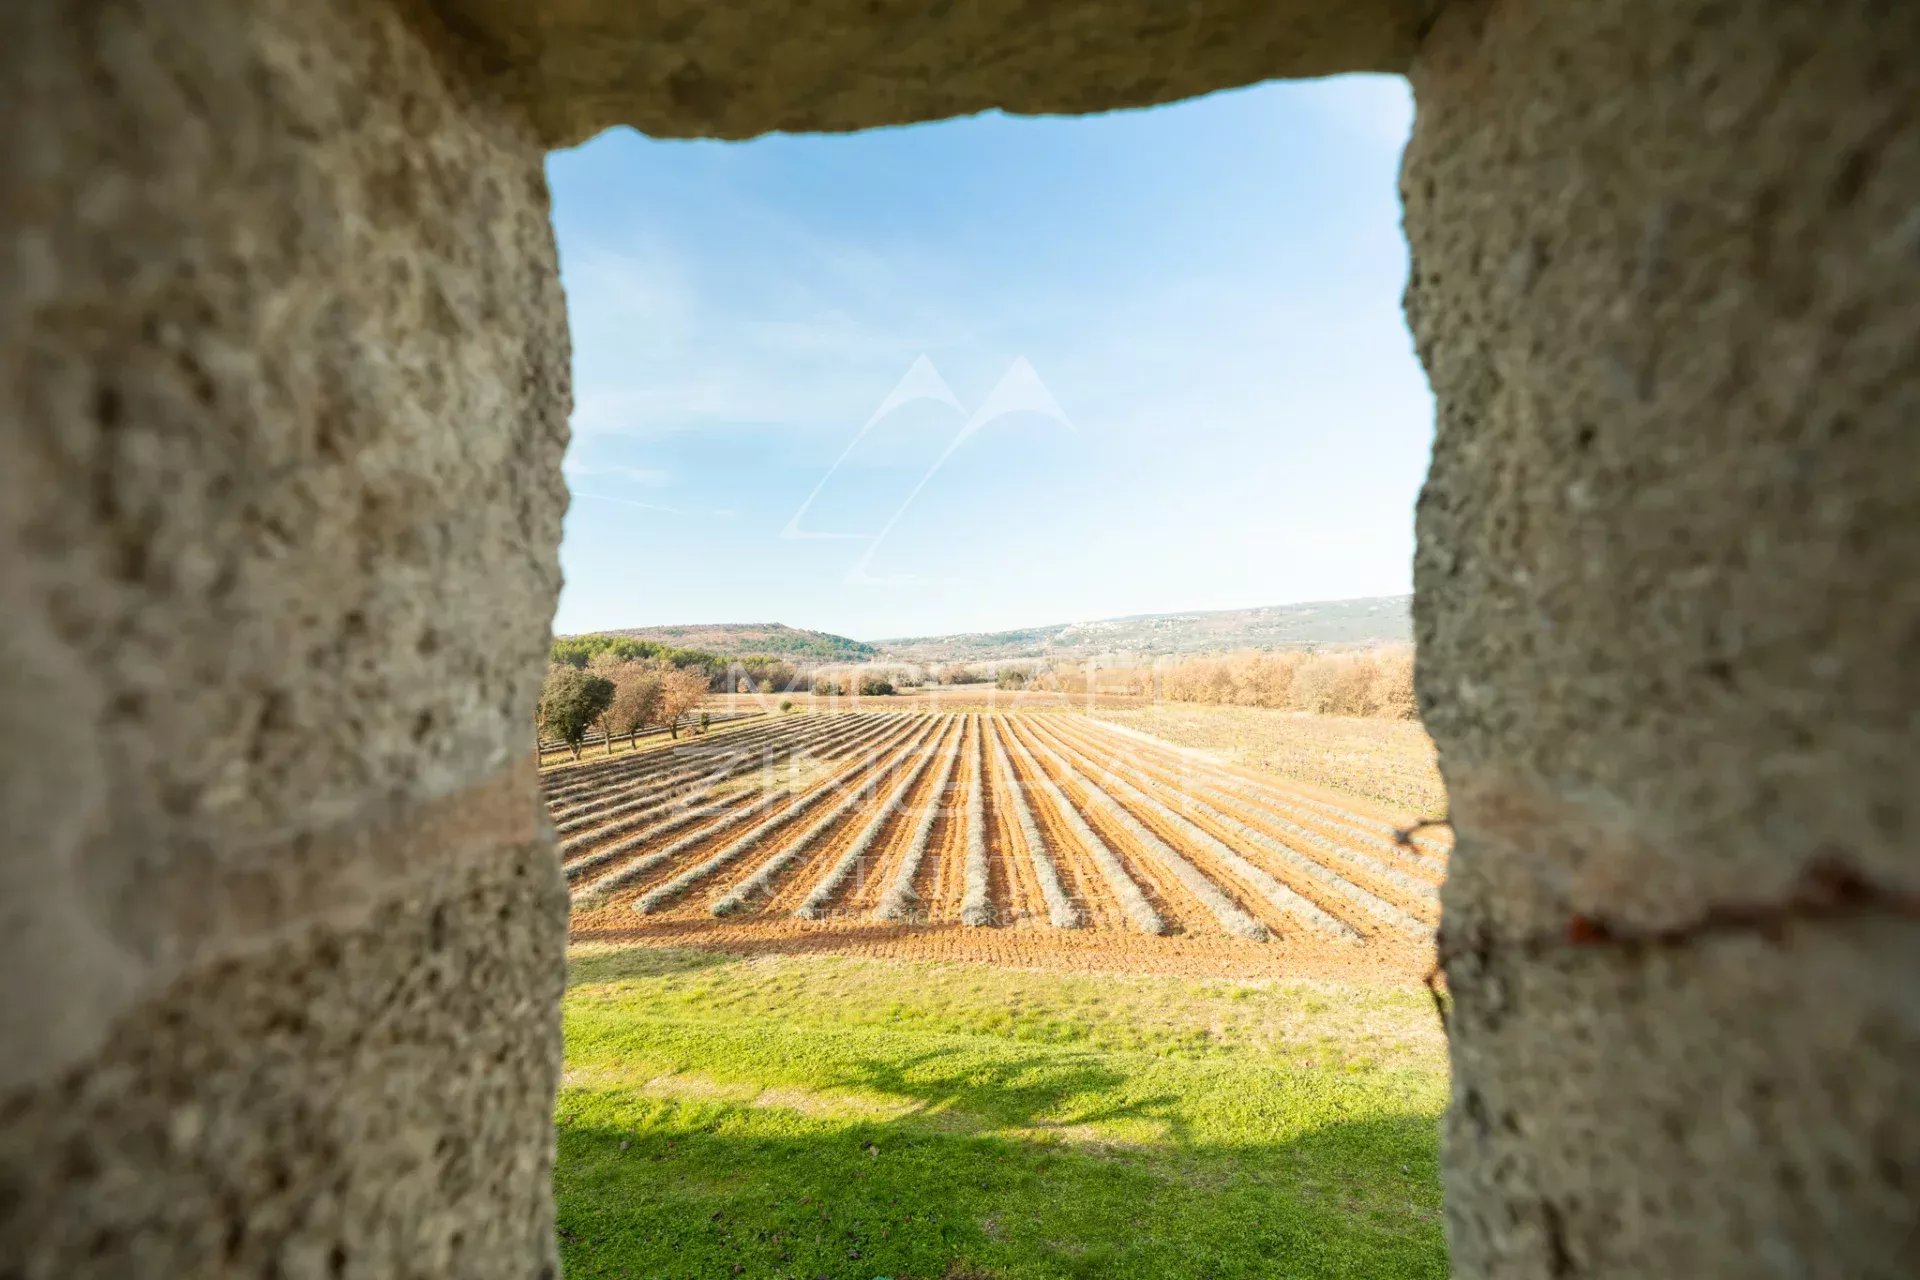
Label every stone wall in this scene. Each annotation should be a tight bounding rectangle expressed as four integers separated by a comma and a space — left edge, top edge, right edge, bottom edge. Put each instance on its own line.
431, 0, 1442, 145
1403, 1, 1919, 1274
0, 0, 571, 1273
3, 0, 1914, 1275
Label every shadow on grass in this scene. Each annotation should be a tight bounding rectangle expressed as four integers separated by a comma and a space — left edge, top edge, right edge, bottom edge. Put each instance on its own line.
554, 1101, 1444, 1280
811, 1045, 1192, 1145
558, 945, 1447, 1276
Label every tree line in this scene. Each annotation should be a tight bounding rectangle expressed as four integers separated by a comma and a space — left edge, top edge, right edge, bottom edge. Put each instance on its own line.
1030, 647, 1418, 720
538, 656, 715, 758
541, 634, 839, 758
551, 634, 808, 695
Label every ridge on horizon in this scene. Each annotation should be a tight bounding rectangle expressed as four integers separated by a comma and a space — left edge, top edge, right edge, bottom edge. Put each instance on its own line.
578, 594, 1412, 662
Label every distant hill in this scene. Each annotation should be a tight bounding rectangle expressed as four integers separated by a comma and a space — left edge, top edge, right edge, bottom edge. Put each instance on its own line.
581, 597, 1411, 666
873, 595, 1412, 662
592, 622, 876, 663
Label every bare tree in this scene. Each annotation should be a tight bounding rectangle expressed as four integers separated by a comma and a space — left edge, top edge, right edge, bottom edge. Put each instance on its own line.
657, 667, 710, 738
597, 661, 664, 753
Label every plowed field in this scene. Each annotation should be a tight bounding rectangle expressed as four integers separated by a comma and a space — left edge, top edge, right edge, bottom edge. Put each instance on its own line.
553, 711, 1445, 980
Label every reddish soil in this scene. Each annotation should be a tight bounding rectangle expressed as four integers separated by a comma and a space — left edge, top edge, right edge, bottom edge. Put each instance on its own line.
554, 709, 1447, 983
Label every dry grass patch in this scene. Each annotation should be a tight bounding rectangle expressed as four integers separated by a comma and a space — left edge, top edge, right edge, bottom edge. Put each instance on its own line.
1088, 704, 1446, 819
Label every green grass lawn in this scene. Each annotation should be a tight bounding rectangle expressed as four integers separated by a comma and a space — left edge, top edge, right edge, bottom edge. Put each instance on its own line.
557, 946, 1449, 1279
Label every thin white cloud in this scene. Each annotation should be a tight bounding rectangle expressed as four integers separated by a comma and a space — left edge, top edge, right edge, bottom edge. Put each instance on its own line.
569, 489, 683, 514
560, 243, 696, 329
569, 489, 736, 518
562, 188, 981, 440
562, 459, 673, 488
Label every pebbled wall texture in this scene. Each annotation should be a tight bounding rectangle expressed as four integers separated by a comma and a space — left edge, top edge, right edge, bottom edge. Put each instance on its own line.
426, 0, 1441, 146
1403, 1, 1919, 1276
2, 0, 1914, 1276
0, 0, 570, 1274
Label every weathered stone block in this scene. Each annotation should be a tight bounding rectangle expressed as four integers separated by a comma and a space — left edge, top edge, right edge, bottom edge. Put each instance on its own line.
1404, 1, 1920, 1273
1, 0, 570, 1273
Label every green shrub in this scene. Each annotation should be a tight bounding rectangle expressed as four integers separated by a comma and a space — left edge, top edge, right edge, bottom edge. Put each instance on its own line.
538, 665, 615, 759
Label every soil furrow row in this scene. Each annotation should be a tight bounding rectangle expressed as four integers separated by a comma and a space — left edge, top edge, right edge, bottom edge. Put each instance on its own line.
1007, 718, 1267, 940
985, 716, 1080, 929
560, 714, 904, 879
1043, 716, 1438, 929
630, 716, 929, 915
738, 716, 951, 918
574, 716, 923, 909
998, 718, 1164, 934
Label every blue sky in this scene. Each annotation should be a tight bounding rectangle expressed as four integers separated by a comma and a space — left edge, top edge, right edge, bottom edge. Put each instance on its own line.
547, 76, 1428, 641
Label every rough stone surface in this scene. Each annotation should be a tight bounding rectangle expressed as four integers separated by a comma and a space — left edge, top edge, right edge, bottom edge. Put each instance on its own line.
0, 838, 564, 1277
431, 0, 1442, 146
0, 0, 570, 1273
1403, 0, 1920, 1275
6, 0, 1917, 1274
